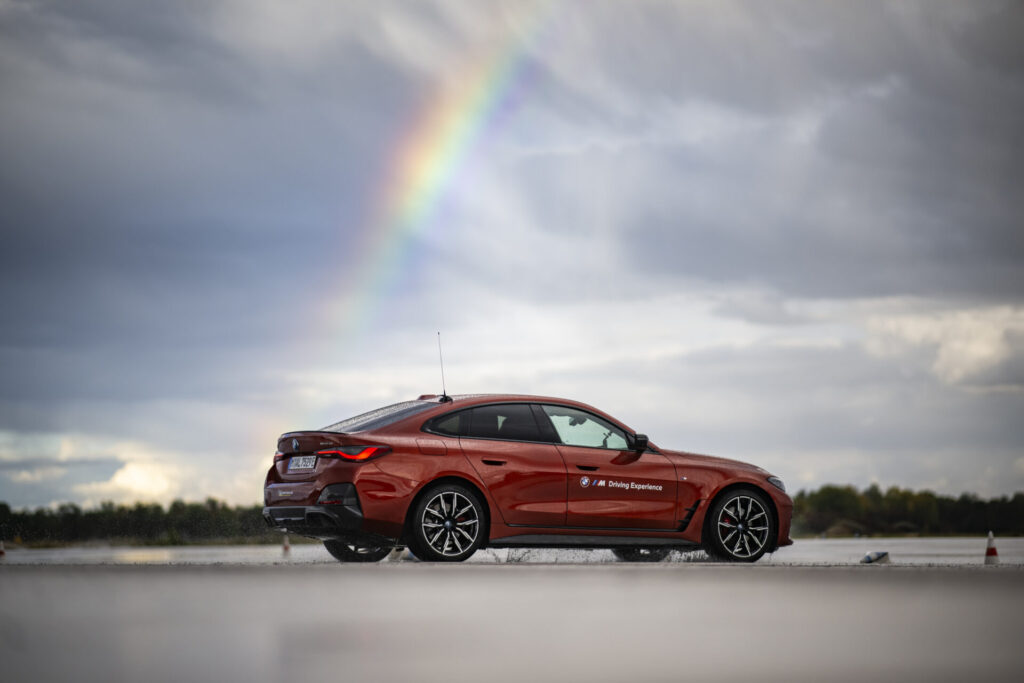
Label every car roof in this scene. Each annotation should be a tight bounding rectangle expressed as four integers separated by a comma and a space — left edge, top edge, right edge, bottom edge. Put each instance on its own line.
413, 393, 636, 432
422, 393, 594, 408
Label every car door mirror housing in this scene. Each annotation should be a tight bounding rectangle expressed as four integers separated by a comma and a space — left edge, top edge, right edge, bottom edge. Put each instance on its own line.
632, 433, 648, 452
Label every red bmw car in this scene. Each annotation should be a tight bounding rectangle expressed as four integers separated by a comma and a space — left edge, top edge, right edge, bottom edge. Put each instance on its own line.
263, 394, 792, 562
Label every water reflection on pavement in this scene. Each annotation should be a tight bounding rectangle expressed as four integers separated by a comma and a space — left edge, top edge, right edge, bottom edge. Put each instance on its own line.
3, 536, 1023, 565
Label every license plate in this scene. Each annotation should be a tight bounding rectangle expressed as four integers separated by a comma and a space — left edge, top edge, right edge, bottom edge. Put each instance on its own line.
288, 455, 317, 471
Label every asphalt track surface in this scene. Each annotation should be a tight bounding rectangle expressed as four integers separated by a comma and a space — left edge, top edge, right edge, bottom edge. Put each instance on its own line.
3, 563, 1023, 683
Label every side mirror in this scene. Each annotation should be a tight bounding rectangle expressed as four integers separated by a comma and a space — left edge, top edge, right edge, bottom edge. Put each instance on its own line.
632, 433, 648, 452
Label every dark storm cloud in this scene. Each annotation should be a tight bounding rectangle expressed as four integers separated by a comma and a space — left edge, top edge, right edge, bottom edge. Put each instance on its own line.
0, 0, 426, 410
502, 1, 1024, 301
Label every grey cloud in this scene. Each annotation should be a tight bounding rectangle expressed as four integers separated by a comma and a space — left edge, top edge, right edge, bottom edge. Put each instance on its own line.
0, 455, 123, 509
619, 116, 1023, 300
950, 0, 1024, 77
609, 344, 1024, 455
961, 330, 1024, 390
506, 1, 1024, 301
540, 2, 940, 116
0, 0, 427, 414
710, 292, 810, 325
0, 456, 121, 471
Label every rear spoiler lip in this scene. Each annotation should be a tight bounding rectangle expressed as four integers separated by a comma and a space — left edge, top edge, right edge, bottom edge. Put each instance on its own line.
276, 431, 365, 455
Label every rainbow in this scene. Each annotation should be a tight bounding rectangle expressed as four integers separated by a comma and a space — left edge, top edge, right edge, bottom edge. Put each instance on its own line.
326, 1, 559, 338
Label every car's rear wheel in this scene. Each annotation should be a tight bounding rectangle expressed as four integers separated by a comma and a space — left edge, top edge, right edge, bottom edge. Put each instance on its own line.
612, 547, 671, 562
704, 488, 774, 562
407, 483, 485, 562
323, 539, 392, 563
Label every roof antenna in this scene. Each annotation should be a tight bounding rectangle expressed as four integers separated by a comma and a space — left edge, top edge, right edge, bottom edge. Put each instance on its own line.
437, 331, 452, 402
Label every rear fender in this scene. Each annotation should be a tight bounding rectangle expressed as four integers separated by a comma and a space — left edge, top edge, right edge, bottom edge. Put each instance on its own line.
363, 442, 501, 540
400, 474, 497, 545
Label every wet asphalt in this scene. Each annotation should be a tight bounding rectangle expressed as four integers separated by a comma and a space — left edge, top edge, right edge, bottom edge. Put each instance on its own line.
3, 562, 1023, 682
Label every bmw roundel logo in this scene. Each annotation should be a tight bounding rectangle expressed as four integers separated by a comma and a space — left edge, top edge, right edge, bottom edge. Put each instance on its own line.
580, 476, 590, 487
292, 438, 300, 451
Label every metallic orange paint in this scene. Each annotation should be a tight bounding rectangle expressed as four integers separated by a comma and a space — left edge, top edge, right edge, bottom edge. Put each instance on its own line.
262, 394, 793, 559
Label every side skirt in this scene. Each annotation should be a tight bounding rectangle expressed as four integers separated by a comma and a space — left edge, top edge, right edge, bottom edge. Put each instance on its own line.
487, 534, 701, 550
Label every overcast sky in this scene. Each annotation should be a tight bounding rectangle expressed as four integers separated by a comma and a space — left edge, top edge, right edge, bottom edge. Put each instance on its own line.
2, 0, 1023, 509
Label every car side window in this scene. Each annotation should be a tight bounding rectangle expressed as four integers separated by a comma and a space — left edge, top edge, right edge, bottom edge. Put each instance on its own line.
466, 404, 545, 442
541, 405, 628, 450
427, 411, 467, 437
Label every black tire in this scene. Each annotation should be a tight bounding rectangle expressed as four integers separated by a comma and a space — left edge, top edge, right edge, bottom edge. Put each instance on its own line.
612, 547, 671, 563
704, 488, 775, 562
407, 483, 486, 562
323, 539, 392, 563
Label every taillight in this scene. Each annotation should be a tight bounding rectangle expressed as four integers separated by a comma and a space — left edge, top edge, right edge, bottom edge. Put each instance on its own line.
273, 451, 286, 462
315, 445, 391, 462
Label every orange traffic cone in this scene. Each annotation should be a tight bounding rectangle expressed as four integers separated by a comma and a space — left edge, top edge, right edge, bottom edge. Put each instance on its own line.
984, 531, 999, 566
282, 534, 291, 556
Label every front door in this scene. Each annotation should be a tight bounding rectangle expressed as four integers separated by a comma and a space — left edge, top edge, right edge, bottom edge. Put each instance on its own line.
539, 404, 678, 529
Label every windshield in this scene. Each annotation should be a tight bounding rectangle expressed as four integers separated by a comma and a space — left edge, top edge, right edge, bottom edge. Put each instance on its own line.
321, 400, 435, 433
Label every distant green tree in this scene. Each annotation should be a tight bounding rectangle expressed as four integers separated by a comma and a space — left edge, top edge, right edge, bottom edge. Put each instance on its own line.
794, 485, 862, 534
0, 498, 278, 545
790, 485, 1024, 536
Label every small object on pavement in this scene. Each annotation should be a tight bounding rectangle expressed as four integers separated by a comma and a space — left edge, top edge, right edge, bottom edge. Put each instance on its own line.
860, 550, 890, 564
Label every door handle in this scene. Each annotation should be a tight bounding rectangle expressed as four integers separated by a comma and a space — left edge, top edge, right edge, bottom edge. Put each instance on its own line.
576, 465, 599, 471
482, 459, 506, 466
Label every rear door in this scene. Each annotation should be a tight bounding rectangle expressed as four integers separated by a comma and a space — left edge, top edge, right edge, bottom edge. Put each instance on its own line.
539, 404, 678, 529
455, 403, 568, 527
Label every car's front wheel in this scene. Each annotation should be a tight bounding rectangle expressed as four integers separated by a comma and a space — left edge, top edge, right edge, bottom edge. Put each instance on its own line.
407, 483, 486, 562
704, 488, 775, 562
323, 539, 392, 563
612, 547, 671, 562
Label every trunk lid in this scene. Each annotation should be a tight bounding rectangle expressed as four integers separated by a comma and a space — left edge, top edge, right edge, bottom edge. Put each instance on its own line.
277, 431, 355, 455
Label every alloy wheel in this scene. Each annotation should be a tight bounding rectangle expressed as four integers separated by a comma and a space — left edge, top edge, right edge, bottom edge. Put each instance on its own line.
715, 494, 770, 560
420, 490, 481, 558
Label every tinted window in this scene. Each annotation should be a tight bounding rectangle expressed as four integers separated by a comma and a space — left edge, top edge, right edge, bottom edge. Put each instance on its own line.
322, 401, 436, 433
541, 405, 628, 449
426, 411, 467, 437
466, 404, 544, 442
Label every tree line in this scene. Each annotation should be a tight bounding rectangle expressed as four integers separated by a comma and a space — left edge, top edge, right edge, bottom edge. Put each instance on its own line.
2, 485, 1023, 545
0, 498, 279, 546
792, 485, 1024, 536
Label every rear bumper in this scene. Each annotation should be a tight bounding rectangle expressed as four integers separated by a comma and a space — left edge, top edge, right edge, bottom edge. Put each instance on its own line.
262, 504, 358, 539
262, 503, 393, 544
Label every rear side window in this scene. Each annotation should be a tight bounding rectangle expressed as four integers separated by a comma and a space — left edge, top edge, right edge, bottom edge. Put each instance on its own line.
426, 410, 468, 437
322, 401, 436, 433
466, 404, 545, 442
